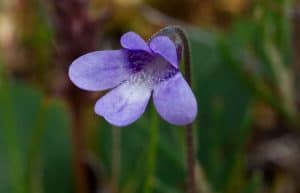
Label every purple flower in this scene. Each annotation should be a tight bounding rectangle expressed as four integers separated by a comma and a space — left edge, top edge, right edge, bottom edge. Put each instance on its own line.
68, 32, 197, 127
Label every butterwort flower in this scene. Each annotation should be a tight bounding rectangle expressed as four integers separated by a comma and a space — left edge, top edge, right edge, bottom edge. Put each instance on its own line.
69, 31, 197, 127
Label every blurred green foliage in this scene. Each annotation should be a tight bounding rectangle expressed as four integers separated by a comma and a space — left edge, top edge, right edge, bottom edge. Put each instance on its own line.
0, 0, 299, 193
0, 81, 73, 193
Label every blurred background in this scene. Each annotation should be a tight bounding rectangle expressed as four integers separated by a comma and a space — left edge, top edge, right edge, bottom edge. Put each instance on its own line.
1, 0, 300, 193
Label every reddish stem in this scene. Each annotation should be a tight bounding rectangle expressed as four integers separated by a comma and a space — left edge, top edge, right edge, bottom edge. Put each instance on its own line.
172, 26, 197, 193
48, 1, 111, 192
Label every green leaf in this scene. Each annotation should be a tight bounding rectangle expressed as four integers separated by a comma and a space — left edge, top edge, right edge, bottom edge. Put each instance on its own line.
189, 28, 253, 193
0, 81, 73, 193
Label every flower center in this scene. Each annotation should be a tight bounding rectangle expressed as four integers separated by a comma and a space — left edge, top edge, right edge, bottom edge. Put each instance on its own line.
126, 50, 178, 88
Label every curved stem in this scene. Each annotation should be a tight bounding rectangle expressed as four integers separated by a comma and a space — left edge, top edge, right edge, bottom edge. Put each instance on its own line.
172, 26, 197, 193
145, 25, 197, 193
171, 26, 192, 85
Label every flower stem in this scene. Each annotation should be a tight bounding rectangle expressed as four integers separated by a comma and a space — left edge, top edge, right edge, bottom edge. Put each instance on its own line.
185, 124, 196, 193
112, 126, 121, 193
143, 106, 159, 193
172, 26, 197, 193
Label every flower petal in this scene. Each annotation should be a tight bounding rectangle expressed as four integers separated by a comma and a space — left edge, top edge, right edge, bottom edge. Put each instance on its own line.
149, 36, 178, 68
95, 81, 151, 127
121, 32, 151, 53
153, 73, 197, 125
69, 50, 130, 91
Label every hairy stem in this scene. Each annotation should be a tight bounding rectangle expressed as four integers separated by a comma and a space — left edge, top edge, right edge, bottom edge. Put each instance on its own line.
172, 26, 197, 193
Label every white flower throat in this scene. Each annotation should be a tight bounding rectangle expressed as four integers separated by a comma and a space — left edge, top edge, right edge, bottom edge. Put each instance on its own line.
126, 50, 178, 89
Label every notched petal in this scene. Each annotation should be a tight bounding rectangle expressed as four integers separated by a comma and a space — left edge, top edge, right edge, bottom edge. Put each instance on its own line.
121, 32, 151, 53
69, 50, 129, 91
94, 81, 151, 127
149, 36, 178, 68
153, 73, 197, 125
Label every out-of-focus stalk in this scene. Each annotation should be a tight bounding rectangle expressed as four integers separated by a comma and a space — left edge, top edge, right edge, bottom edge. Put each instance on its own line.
26, 100, 47, 193
48, 1, 111, 193
0, 64, 26, 193
292, 1, 300, 116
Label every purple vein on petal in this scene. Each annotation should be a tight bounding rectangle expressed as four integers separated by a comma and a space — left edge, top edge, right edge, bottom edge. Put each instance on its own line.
68, 50, 130, 91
